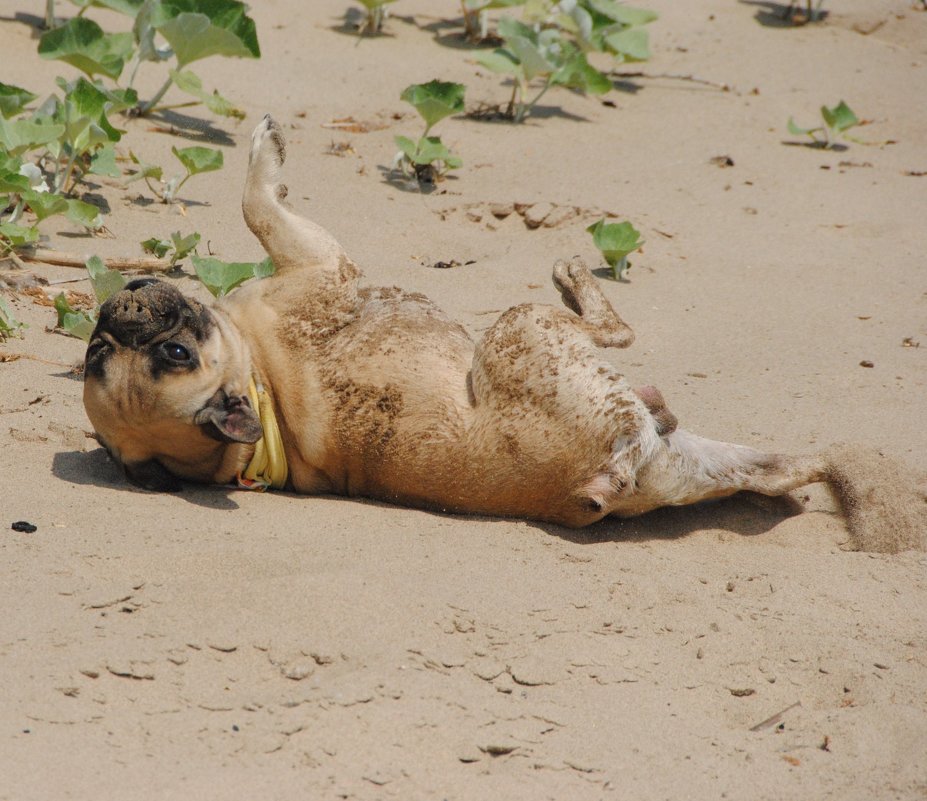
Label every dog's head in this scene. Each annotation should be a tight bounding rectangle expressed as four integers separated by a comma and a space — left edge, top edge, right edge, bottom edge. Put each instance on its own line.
83, 278, 262, 491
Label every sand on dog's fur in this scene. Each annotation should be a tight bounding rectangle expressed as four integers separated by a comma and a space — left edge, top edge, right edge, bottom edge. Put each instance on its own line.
823, 444, 927, 554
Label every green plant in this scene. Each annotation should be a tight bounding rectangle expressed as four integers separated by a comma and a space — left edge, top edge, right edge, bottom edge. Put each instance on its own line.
787, 100, 860, 149
393, 80, 465, 183
354, 0, 400, 34
0, 78, 110, 253
140, 229, 201, 264
460, 0, 526, 40
587, 218, 642, 280
39, 0, 259, 117
0, 296, 26, 340
475, 16, 611, 122
125, 145, 223, 202
54, 255, 127, 340
191, 253, 274, 296
784, 1, 826, 24
554, 0, 658, 62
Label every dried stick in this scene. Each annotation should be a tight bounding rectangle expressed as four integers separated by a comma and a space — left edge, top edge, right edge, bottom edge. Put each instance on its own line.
611, 71, 733, 92
750, 701, 802, 732
20, 248, 173, 273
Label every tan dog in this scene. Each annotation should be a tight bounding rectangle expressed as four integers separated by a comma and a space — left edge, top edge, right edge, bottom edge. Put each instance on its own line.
82, 116, 925, 548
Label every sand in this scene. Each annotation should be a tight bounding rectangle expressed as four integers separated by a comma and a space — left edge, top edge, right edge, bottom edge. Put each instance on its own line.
1, 0, 926, 798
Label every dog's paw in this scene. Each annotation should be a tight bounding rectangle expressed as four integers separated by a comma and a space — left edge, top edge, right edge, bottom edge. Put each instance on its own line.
249, 114, 287, 170
552, 257, 591, 316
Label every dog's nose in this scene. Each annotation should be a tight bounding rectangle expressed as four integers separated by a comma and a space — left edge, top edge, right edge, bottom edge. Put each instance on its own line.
98, 282, 178, 347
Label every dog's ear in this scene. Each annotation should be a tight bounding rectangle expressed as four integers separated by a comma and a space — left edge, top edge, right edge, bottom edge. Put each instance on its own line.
194, 390, 263, 444
125, 459, 183, 492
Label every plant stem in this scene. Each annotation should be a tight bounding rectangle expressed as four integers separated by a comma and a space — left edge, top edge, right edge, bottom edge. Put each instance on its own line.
520, 79, 553, 122
44, 0, 55, 29
8, 197, 26, 224
57, 155, 78, 196
506, 82, 519, 120
138, 75, 175, 116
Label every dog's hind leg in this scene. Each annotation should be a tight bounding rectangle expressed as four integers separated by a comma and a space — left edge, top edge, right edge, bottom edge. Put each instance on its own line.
242, 115, 349, 275
622, 430, 828, 516
552, 257, 635, 348
553, 258, 677, 434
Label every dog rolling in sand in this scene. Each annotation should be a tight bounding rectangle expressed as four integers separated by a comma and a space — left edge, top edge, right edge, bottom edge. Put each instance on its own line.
82, 116, 925, 552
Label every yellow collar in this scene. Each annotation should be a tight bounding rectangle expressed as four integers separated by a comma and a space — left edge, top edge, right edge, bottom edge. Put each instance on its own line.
237, 376, 288, 491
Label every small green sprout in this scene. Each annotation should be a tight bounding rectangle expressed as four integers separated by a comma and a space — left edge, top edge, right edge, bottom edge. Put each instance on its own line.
787, 100, 860, 149
784, 1, 827, 24
126, 145, 223, 202
475, 16, 611, 123
355, 0, 400, 34
393, 80, 465, 184
460, 0, 526, 41
0, 296, 26, 340
140, 230, 201, 265
587, 218, 643, 280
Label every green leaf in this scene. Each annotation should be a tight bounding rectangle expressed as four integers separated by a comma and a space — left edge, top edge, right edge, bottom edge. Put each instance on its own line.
603, 26, 651, 61
475, 48, 521, 75
141, 237, 171, 258
89, 144, 120, 177
0, 83, 38, 119
65, 198, 104, 229
0, 166, 31, 194
0, 222, 39, 251
86, 255, 127, 303
586, 218, 643, 270
170, 69, 245, 119
252, 257, 275, 280
38, 17, 134, 80
416, 135, 460, 167
170, 230, 200, 262
394, 135, 418, 162
125, 150, 163, 183
150, 0, 261, 69
0, 296, 25, 339
464, 0, 526, 9
554, 51, 612, 94
172, 145, 223, 176
54, 293, 96, 341
821, 100, 859, 133
586, 0, 658, 26
22, 190, 69, 222
400, 81, 466, 131
0, 117, 66, 157
191, 253, 270, 297
787, 117, 817, 136
505, 35, 556, 81
64, 77, 126, 144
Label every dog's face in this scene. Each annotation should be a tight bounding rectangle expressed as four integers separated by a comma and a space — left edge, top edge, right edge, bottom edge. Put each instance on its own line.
83, 278, 262, 490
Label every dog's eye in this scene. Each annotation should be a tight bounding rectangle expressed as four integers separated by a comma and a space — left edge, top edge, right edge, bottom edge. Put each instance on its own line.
164, 343, 191, 362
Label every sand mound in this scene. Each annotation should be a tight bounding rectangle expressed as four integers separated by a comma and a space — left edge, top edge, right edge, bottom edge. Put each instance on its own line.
823, 443, 927, 553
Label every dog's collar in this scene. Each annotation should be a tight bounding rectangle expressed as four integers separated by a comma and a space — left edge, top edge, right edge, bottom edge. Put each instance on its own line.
237, 375, 289, 491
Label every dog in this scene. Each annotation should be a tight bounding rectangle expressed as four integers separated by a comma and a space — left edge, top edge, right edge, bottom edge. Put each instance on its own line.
82, 116, 925, 547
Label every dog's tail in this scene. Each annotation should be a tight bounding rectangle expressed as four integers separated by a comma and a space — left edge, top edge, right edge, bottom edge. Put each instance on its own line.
821, 443, 927, 553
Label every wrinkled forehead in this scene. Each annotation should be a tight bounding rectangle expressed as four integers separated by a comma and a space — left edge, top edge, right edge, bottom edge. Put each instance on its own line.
93, 278, 214, 349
